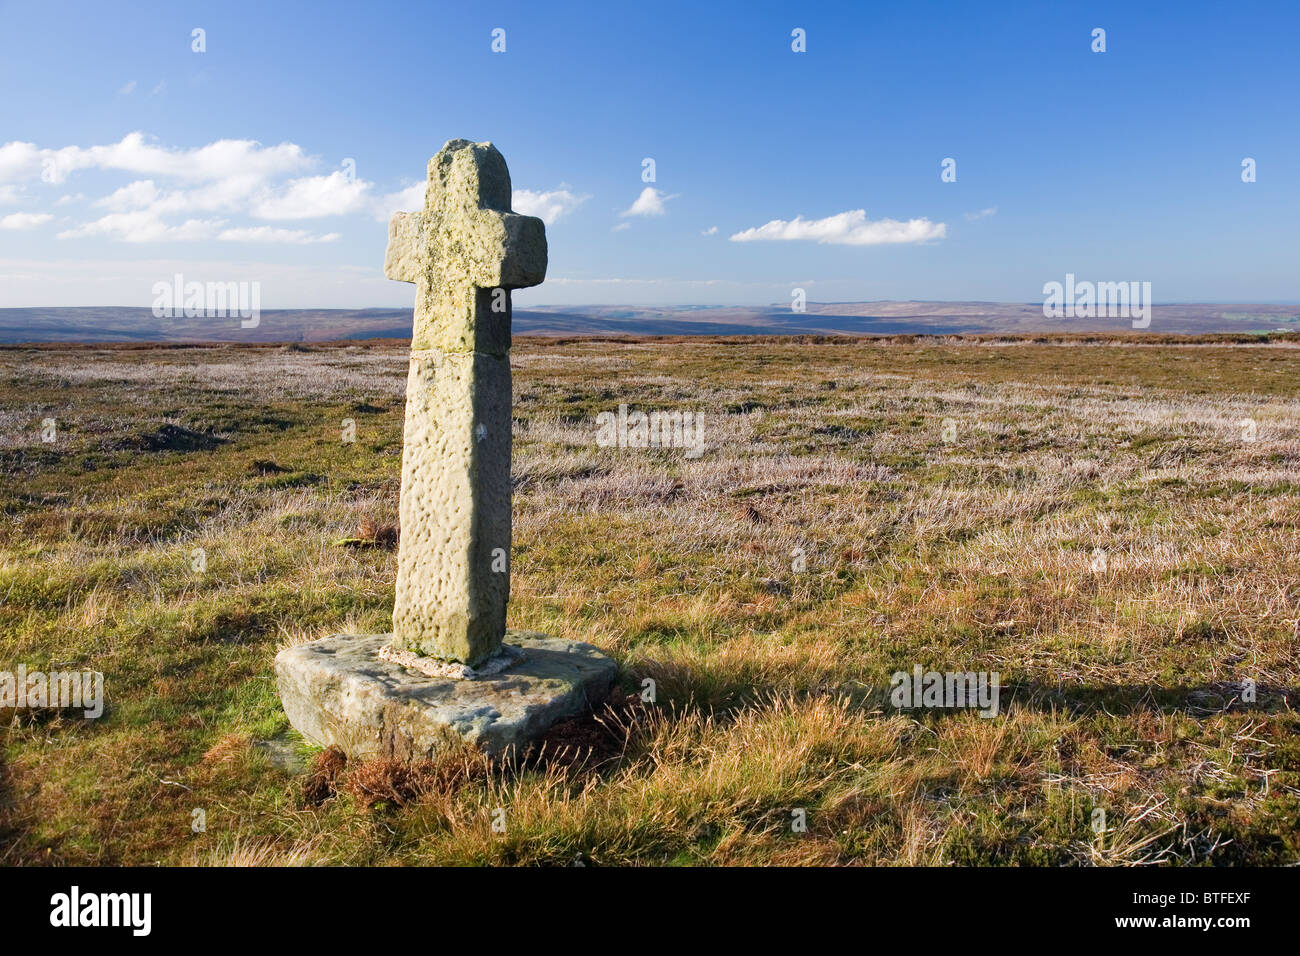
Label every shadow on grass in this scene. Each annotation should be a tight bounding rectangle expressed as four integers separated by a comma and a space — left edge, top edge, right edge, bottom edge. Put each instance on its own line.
624, 652, 1297, 720
990, 680, 1296, 718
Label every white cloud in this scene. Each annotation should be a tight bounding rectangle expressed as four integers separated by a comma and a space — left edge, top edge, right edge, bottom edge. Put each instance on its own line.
150, 81, 166, 96
620, 186, 677, 217
612, 222, 630, 232
701, 226, 718, 236
58, 213, 225, 243
964, 207, 997, 221
218, 226, 340, 244
56, 193, 86, 205
0, 142, 41, 182
95, 180, 161, 211
0, 212, 53, 229
0, 132, 310, 186
149, 176, 269, 216
373, 181, 426, 220
117, 80, 137, 96
512, 187, 587, 224
252, 171, 370, 219
729, 209, 946, 246
0, 132, 581, 247
79, 175, 272, 232
4, 135, 377, 242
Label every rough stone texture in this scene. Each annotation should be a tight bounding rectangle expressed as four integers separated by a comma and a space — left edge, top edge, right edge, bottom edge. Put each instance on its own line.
391, 349, 512, 665
274, 632, 616, 759
384, 140, 547, 356
385, 139, 547, 666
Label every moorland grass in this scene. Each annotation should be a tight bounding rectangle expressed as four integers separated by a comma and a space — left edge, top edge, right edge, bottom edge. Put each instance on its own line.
1, 336, 1297, 865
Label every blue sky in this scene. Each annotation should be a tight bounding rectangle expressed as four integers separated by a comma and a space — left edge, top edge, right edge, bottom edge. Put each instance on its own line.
0, 0, 1296, 308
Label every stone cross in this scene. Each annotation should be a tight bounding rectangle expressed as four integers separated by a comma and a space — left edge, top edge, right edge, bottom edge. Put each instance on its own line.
384, 139, 546, 667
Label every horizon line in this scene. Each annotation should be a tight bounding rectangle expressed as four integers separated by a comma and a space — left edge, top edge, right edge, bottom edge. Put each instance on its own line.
6, 299, 1300, 310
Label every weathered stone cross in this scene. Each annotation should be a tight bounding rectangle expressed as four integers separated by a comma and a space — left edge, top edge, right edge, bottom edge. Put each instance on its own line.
384, 139, 547, 667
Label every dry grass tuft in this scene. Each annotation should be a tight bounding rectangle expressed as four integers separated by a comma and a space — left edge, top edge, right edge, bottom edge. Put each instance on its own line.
343, 751, 483, 812
357, 516, 399, 550
203, 732, 252, 766
301, 746, 348, 807
187, 834, 326, 867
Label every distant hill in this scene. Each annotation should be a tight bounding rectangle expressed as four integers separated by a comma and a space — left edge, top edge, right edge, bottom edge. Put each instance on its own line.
2, 302, 1299, 343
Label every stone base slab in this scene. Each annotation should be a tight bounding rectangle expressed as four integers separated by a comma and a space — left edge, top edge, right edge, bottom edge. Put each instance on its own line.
274, 631, 616, 759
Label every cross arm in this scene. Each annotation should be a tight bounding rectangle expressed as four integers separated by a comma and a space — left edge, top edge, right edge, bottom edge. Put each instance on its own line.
466, 210, 547, 290
384, 211, 424, 284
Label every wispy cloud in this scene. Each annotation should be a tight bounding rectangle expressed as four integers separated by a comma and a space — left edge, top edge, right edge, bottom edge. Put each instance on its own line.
730, 209, 946, 246
117, 80, 137, 96
964, 206, 997, 221
620, 186, 677, 217
701, 225, 718, 236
